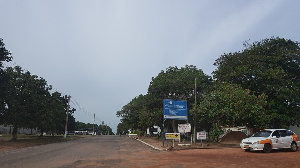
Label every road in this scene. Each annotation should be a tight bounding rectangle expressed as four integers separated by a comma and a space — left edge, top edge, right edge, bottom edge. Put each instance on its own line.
0, 135, 156, 168
1, 136, 300, 168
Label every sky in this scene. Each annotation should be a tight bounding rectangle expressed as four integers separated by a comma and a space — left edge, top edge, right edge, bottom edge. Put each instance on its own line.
1, 0, 300, 133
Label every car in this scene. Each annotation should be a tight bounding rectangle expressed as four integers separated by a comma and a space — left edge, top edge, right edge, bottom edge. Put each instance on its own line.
240, 129, 300, 153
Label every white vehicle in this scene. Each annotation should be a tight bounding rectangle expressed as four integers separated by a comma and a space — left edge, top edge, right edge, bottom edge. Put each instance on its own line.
240, 129, 300, 153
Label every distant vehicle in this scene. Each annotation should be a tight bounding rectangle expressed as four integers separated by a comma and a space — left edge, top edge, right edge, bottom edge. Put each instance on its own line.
240, 129, 300, 153
67, 132, 75, 135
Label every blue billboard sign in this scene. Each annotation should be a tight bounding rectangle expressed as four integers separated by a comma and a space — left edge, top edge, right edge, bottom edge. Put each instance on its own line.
163, 99, 187, 120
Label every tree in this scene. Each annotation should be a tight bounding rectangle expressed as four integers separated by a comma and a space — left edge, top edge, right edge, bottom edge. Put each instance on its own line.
213, 37, 300, 128
0, 38, 12, 124
0, 38, 12, 68
1, 66, 76, 139
148, 65, 212, 132
116, 96, 141, 131
117, 122, 130, 135
148, 65, 212, 100
198, 83, 267, 140
97, 124, 113, 135
0, 39, 77, 138
45, 93, 76, 135
117, 94, 162, 135
25, 74, 53, 136
2, 66, 37, 140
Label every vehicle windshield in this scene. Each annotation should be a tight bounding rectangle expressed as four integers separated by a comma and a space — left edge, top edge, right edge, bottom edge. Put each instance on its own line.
252, 130, 272, 137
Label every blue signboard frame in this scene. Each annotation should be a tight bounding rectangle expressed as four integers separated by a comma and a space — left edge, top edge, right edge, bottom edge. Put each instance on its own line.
163, 99, 187, 120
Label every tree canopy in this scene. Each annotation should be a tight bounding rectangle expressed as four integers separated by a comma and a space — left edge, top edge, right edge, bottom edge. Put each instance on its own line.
148, 65, 212, 100
213, 37, 300, 128
198, 83, 267, 129
0, 66, 77, 139
117, 65, 212, 134
0, 38, 12, 68
0, 39, 78, 140
117, 37, 300, 137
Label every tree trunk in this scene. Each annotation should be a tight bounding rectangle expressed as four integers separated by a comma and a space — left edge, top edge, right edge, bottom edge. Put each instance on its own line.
40, 127, 44, 137
12, 125, 18, 140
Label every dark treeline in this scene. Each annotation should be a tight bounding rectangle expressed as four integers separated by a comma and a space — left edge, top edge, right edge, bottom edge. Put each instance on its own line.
0, 38, 77, 140
75, 121, 113, 135
0, 38, 113, 140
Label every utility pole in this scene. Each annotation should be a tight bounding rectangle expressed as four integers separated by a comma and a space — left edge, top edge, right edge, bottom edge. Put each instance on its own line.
93, 113, 95, 135
64, 95, 71, 138
193, 78, 197, 144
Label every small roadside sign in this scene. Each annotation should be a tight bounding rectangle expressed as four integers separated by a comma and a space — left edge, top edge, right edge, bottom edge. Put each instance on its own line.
197, 131, 207, 140
165, 133, 180, 140
178, 123, 191, 133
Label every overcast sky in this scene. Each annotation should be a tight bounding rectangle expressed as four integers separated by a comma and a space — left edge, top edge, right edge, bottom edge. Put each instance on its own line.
1, 0, 300, 133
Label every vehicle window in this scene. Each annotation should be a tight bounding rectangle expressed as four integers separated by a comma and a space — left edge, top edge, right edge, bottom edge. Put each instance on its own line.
272, 131, 280, 138
252, 130, 272, 137
279, 130, 287, 137
286, 130, 294, 136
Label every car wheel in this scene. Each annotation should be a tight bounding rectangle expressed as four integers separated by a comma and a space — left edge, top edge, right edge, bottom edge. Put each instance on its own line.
291, 142, 298, 152
263, 143, 272, 153
244, 149, 250, 152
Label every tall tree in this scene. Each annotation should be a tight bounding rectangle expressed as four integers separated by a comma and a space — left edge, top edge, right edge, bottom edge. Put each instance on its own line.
198, 83, 267, 132
117, 94, 161, 134
0, 38, 12, 123
116, 95, 143, 131
1, 66, 75, 139
148, 65, 212, 100
213, 37, 300, 128
0, 38, 12, 68
2, 66, 34, 140
148, 65, 212, 132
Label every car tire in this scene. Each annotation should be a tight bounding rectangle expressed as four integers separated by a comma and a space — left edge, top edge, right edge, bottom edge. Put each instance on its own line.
291, 142, 298, 152
244, 149, 250, 152
263, 143, 272, 153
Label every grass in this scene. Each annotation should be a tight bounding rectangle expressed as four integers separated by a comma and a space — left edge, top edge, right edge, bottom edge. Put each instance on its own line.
0, 134, 86, 151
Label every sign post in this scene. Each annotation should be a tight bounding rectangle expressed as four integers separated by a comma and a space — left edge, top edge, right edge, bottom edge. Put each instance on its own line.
163, 99, 188, 147
197, 131, 207, 147
166, 133, 180, 147
163, 100, 188, 120
178, 123, 191, 133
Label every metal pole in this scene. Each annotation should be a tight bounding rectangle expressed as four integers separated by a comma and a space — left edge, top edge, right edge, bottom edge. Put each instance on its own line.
163, 119, 165, 146
93, 113, 95, 135
64, 95, 71, 138
194, 78, 197, 144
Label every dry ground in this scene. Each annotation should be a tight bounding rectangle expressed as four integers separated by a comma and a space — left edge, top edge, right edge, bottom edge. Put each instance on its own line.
1, 134, 300, 168
0, 134, 82, 152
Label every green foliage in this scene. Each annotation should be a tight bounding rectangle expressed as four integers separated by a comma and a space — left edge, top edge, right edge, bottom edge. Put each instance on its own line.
75, 121, 113, 135
213, 37, 300, 127
1, 66, 76, 139
116, 94, 162, 132
198, 83, 267, 130
117, 122, 130, 135
0, 38, 12, 68
117, 65, 212, 133
209, 124, 224, 142
117, 37, 300, 137
148, 65, 212, 132
148, 65, 212, 100
131, 130, 142, 136
0, 38, 12, 118
96, 124, 113, 135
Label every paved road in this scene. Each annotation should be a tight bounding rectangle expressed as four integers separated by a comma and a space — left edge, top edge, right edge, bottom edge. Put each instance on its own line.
0, 135, 155, 168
